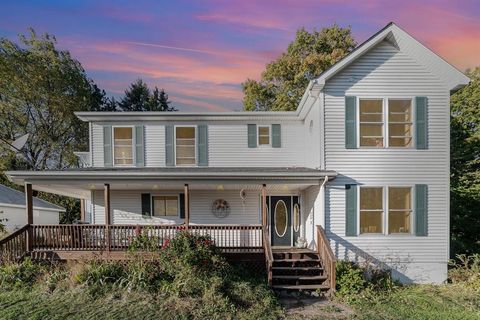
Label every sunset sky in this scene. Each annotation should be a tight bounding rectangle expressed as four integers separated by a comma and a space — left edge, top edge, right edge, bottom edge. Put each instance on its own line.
0, 0, 479, 111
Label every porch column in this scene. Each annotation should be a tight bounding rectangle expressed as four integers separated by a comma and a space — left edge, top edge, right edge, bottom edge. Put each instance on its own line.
80, 199, 85, 222
104, 183, 111, 251
184, 184, 190, 227
25, 183, 33, 252
261, 184, 267, 229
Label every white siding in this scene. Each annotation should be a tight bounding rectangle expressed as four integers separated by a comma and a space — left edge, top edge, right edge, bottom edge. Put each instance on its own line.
90, 121, 306, 168
0, 206, 60, 232
208, 122, 305, 167
91, 190, 261, 225
91, 123, 104, 167
323, 40, 449, 283
145, 124, 165, 166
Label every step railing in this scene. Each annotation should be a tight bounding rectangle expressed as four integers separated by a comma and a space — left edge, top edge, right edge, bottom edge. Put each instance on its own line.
263, 226, 273, 285
316, 225, 336, 291
0, 225, 29, 263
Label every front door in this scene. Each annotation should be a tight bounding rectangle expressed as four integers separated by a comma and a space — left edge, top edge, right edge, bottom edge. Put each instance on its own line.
270, 196, 292, 246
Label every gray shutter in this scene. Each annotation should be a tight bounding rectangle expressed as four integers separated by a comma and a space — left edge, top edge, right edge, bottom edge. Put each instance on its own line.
197, 124, 208, 166
141, 193, 151, 216
415, 97, 428, 149
179, 193, 185, 219
272, 124, 281, 148
135, 125, 144, 167
103, 125, 113, 167
345, 184, 357, 236
247, 124, 257, 148
345, 96, 357, 149
415, 184, 428, 236
165, 125, 174, 166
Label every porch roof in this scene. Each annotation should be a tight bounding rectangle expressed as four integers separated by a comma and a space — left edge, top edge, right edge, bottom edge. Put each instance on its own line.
6, 167, 336, 182
6, 167, 336, 199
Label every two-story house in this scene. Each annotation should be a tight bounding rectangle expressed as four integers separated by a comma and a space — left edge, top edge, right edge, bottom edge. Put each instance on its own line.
5, 22, 469, 288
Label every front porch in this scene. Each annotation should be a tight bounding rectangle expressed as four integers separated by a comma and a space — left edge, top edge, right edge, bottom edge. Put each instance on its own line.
3, 167, 337, 292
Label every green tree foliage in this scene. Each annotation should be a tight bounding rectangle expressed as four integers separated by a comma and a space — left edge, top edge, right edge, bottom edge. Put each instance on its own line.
119, 79, 176, 111
242, 24, 356, 111
450, 67, 480, 256
0, 28, 106, 222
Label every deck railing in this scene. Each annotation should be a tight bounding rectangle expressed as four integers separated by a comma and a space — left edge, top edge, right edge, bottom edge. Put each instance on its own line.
31, 224, 263, 252
316, 225, 336, 291
0, 225, 29, 263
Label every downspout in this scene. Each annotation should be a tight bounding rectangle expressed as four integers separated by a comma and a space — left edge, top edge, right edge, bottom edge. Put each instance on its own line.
319, 176, 329, 229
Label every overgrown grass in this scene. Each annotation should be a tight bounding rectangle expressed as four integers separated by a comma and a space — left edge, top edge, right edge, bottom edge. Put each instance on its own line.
0, 231, 283, 320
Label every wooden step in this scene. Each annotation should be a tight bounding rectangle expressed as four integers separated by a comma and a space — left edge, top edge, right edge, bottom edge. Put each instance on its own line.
272, 275, 327, 280
272, 249, 315, 254
272, 284, 330, 290
272, 266, 323, 271
274, 258, 320, 263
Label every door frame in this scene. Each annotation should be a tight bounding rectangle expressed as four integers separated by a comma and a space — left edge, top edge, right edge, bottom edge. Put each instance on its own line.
266, 194, 301, 247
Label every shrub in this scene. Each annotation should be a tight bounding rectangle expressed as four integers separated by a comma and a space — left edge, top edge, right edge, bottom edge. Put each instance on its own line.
335, 261, 367, 296
0, 257, 45, 287
449, 254, 480, 292
128, 228, 160, 252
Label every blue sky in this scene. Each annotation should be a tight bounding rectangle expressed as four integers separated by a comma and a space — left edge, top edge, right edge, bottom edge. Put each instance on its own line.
1, 0, 479, 111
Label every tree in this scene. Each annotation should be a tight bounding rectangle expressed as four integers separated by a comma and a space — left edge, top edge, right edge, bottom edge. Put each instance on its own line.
0, 28, 105, 222
119, 79, 151, 111
149, 87, 176, 111
242, 24, 356, 111
450, 67, 480, 256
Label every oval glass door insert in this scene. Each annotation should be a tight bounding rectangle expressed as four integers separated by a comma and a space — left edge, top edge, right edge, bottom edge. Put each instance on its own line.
274, 200, 288, 237
293, 204, 300, 232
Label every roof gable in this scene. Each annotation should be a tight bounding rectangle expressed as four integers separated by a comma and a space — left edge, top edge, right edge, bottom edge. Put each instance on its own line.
314, 22, 469, 92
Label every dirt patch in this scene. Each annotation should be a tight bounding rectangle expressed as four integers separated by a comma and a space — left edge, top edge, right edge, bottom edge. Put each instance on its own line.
278, 293, 353, 319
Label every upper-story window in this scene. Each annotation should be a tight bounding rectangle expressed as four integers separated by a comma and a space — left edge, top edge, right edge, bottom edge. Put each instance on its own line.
359, 99, 384, 147
113, 127, 134, 166
358, 98, 413, 148
258, 125, 271, 146
388, 99, 412, 147
175, 126, 196, 166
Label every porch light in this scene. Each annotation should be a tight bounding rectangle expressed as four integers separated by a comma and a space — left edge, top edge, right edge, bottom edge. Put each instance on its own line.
216, 184, 224, 191
282, 185, 289, 191
88, 184, 96, 190
152, 184, 159, 190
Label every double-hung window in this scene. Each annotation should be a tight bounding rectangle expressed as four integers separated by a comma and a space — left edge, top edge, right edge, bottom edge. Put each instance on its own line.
113, 127, 134, 166
358, 98, 413, 148
388, 99, 413, 147
359, 186, 413, 235
175, 126, 196, 166
152, 195, 178, 217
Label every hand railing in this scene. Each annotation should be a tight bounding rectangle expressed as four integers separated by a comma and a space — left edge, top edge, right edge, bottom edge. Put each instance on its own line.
0, 225, 29, 263
316, 225, 336, 291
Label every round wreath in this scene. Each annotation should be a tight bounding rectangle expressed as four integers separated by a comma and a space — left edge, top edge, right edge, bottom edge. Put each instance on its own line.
212, 199, 230, 218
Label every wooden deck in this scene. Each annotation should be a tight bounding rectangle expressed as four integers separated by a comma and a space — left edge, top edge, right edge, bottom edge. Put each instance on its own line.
0, 224, 335, 293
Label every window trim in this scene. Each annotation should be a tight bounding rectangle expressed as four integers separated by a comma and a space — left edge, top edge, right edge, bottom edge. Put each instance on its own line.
356, 97, 416, 149
174, 125, 197, 167
257, 125, 271, 147
151, 194, 180, 217
112, 125, 135, 167
357, 185, 415, 236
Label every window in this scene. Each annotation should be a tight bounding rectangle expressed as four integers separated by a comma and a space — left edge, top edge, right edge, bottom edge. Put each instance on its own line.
152, 196, 178, 216
360, 187, 383, 234
175, 126, 196, 166
388, 99, 413, 147
113, 127, 133, 165
359, 99, 384, 147
388, 187, 412, 233
258, 125, 270, 146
